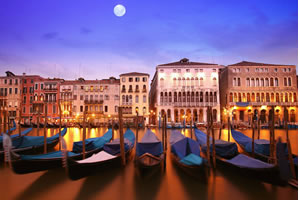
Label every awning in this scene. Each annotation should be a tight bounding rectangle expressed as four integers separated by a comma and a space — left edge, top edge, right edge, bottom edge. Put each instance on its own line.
236, 102, 249, 107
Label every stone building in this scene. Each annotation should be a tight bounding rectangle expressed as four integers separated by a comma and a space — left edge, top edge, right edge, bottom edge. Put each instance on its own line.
150, 58, 223, 125
219, 61, 298, 124
0, 71, 22, 120
120, 72, 149, 123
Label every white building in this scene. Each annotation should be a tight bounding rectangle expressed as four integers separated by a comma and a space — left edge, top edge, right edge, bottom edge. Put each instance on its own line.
120, 72, 150, 123
150, 58, 223, 125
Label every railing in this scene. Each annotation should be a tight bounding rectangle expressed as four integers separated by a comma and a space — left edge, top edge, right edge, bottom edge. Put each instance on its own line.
121, 89, 126, 93
135, 89, 140, 93
142, 89, 147, 93
228, 102, 298, 106
161, 102, 218, 107
128, 89, 133, 93
84, 100, 104, 104
44, 88, 58, 91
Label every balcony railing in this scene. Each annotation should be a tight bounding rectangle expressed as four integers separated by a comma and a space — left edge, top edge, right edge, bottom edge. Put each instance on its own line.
128, 89, 133, 93
84, 100, 104, 104
135, 89, 140, 93
160, 102, 218, 107
228, 102, 298, 106
142, 89, 147, 93
121, 89, 126, 93
44, 88, 58, 91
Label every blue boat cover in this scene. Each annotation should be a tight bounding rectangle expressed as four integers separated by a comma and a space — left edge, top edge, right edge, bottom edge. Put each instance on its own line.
20, 150, 79, 160
236, 102, 249, 107
14, 128, 67, 149
72, 129, 112, 153
170, 130, 202, 166
226, 154, 274, 169
231, 128, 288, 156
0, 127, 32, 144
180, 153, 203, 166
103, 128, 135, 155
136, 130, 163, 157
294, 156, 298, 166
194, 128, 238, 158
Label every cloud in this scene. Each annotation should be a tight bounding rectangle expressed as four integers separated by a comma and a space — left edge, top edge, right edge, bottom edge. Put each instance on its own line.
80, 27, 92, 34
42, 32, 58, 40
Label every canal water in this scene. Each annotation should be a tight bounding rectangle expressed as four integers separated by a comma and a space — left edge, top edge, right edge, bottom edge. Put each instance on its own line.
0, 127, 298, 200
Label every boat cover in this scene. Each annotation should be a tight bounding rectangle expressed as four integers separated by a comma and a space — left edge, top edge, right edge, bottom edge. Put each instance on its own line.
72, 129, 112, 152
225, 154, 274, 169
20, 150, 79, 160
0, 127, 32, 144
0, 121, 16, 135
170, 130, 202, 166
103, 128, 135, 155
194, 128, 238, 158
136, 130, 163, 157
13, 128, 67, 149
77, 151, 116, 164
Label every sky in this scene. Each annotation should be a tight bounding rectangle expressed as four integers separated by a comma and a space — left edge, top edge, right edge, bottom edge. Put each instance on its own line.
0, 0, 297, 80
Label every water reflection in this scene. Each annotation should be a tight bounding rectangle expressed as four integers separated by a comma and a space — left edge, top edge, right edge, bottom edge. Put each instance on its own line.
0, 127, 297, 200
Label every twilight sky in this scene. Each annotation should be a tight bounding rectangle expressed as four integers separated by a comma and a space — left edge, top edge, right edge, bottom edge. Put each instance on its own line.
0, 0, 297, 80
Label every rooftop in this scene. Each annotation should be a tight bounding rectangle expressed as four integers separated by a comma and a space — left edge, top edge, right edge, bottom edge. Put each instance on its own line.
120, 72, 149, 77
228, 61, 295, 67
158, 58, 218, 67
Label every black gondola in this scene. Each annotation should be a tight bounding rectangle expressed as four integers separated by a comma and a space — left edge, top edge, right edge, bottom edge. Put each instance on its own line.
194, 128, 287, 185
65, 128, 135, 180
135, 129, 165, 177
8, 129, 112, 174
169, 130, 207, 179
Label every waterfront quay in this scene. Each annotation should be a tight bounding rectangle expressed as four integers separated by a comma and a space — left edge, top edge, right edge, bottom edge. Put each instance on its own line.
0, 127, 297, 200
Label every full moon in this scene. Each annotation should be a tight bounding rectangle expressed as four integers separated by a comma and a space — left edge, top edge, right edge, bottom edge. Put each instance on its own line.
114, 4, 126, 17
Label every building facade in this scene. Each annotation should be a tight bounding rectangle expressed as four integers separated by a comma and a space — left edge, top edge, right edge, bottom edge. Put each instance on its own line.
150, 58, 223, 125
0, 71, 22, 119
120, 72, 149, 123
219, 61, 298, 125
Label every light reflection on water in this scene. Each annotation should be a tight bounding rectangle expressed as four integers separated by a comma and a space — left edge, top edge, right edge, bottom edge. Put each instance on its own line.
0, 127, 297, 200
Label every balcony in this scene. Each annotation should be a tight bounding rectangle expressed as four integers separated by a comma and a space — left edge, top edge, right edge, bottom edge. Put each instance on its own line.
44, 88, 58, 92
161, 102, 218, 107
135, 89, 140, 93
142, 89, 147, 93
121, 89, 126, 93
228, 102, 298, 107
84, 100, 104, 104
122, 102, 132, 106
128, 89, 133, 93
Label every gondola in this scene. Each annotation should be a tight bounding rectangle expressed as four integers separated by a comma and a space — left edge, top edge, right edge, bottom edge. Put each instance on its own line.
20, 121, 32, 128
135, 129, 164, 176
8, 129, 112, 174
194, 128, 287, 185
65, 128, 135, 180
1, 128, 68, 159
169, 130, 207, 179
0, 127, 32, 150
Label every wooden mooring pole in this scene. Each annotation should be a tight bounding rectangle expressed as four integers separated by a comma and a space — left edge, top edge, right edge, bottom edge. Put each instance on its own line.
43, 102, 48, 154
118, 107, 126, 166
206, 107, 211, 166
210, 107, 216, 169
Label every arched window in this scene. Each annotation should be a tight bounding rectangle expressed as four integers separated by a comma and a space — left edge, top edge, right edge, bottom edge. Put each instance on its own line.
191, 77, 194, 86
246, 78, 250, 87
265, 78, 269, 86
169, 92, 172, 103
256, 78, 260, 87
266, 93, 270, 102
284, 77, 287, 86
229, 93, 233, 102
174, 92, 177, 102
129, 95, 132, 103
178, 92, 182, 102
160, 78, 164, 87
256, 93, 260, 102
233, 78, 236, 86
122, 95, 125, 104
173, 78, 177, 87
205, 92, 209, 102
210, 92, 213, 102
285, 93, 288, 102
135, 95, 139, 103
200, 77, 203, 86
288, 77, 292, 86
234, 93, 237, 102
191, 92, 195, 102
247, 93, 250, 102
160, 92, 163, 103
213, 77, 217, 86
237, 78, 241, 86
238, 93, 242, 102
270, 78, 274, 86
183, 92, 186, 102
275, 78, 279, 86
289, 93, 293, 102
280, 93, 284, 102
186, 78, 190, 87
251, 78, 255, 87
200, 92, 203, 102
178, 78, 181, 86
196, 92, 199, 102
294, 93, 297, 102
187, 92, 191, 102
276, 93, 280, 102
260, 78, 264, 87
271, 93, 275, 102
164, 92, 168, 102
214, 92, 217, 102
195, 77, 199, 86
182, 78, 186, 86
261, 93, 265, 102
251, 93, 255, 102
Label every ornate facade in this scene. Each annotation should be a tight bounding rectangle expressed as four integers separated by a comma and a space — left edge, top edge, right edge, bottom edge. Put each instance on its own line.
220, 61, 298, 124
150, 58, 223, 124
